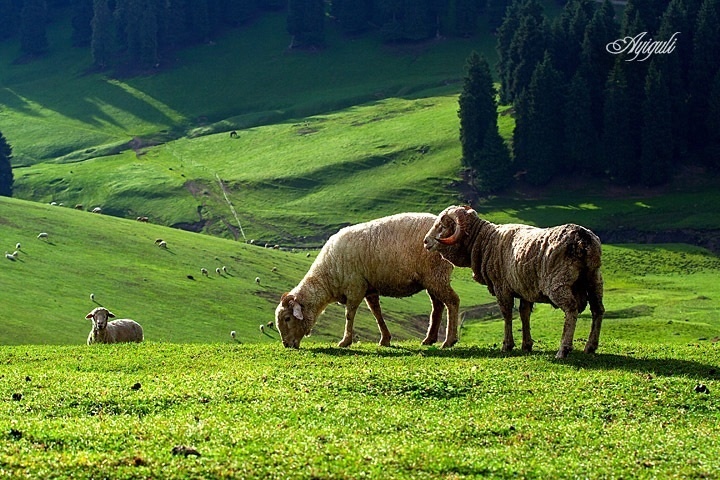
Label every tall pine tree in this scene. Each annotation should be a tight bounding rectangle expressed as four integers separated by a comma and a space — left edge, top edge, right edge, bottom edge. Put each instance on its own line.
20, 0, 48, 56
0, 0, 19, 41
332, 0, 374, 34
458, 52, 512, 192
688, 0, 720, 161
641, 62, 673, 186
513, 52, 564, 185
503, 1, 548, 104
656, 0, 689, 160
458, 52, 497, 169
71, 0, 94, 47
0, 131, 13, 197
91, 0, 115, 68
287, 0, 325, 48
563, 71, 597, 175
706, 70, 720, 169
579, 0, 617, 132
602, 64, 637, 184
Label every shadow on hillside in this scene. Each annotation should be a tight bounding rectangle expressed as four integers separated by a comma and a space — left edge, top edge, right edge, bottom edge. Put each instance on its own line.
308, 345, 720, 381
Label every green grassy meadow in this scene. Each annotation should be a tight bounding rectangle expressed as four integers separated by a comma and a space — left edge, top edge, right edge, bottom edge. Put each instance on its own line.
2, 5, 720, 478
1, 341, 718, 479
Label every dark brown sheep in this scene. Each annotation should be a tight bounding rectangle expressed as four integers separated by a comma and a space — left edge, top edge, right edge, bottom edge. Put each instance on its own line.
424, 205, 604, 359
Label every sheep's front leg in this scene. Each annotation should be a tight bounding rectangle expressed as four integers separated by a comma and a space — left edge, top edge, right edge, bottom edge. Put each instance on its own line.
338, 302, 360, 348
440, 290, 460, 348
497, 295, 515, 352
519, 299, 534, 352
365, 293, 391, 347
422, 294, 444, 346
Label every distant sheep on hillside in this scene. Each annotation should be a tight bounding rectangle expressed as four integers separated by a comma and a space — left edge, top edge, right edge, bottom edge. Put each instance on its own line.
86, 307, 144, 345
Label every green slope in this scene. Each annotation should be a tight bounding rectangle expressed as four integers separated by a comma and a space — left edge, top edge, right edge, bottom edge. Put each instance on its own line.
2, 196, 720, 347
0, 11, 491, 166
0, 196, 488, 346
12, 95, 465, 243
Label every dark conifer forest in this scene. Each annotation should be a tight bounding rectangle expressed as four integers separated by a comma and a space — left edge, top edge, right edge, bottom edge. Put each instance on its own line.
1, 0, 719, 193
492, 0, 720, 189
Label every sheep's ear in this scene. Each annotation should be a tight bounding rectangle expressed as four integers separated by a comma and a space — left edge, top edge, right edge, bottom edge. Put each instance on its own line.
281, 292, 294, 305
108, 311, 116, 318
85, 313, 94, 319
291, 301, 304, 321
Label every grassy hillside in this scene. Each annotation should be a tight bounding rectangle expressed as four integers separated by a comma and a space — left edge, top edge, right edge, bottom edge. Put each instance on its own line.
0, 11, 492, 167
1, 341, 718, 478
12, 95, 465, 243
2, 196, 719, 348
0, 196, 488, 346
13, 94, 720, 246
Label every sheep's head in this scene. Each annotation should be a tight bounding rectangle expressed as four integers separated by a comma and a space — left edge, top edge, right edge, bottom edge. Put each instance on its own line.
86, 307, 115, 331
275, 293, 311, 348
423, 205, 476, 267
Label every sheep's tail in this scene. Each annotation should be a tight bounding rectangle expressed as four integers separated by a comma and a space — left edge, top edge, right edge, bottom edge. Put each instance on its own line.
566, 226, 602, 270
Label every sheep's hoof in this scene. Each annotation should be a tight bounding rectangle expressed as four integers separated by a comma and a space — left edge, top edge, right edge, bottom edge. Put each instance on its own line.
421, 336, 437, 346
337, 338, 352, 348
441, 338, 457, 349
555, 346, 572, 359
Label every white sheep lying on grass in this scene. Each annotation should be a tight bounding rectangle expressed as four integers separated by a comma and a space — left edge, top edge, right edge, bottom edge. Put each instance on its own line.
86, 307, 144, 345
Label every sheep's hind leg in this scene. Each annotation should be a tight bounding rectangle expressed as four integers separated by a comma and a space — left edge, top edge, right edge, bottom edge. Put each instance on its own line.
584, 269, 605, 354
519, 299, 534, 352
498, 295, 515, 352
338, 302, 361, 348
551, 286, 579, 359
365, 293, 391, 347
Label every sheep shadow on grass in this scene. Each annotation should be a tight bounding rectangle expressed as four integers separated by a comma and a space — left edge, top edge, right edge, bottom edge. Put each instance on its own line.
308, 344, 720, 382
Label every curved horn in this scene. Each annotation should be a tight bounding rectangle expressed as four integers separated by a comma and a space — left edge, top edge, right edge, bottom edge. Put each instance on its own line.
437, 206, 475, 245
437, 215, 462, 246
437, 223, 461, 245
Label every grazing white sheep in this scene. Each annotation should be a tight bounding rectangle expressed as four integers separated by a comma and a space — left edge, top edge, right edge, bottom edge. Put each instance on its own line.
201, 268, 209, 277
157, 241, 168, 249
222, 266, 228, 274
15, 243, 21, 250
37, 232, 49, 240
424, 205, 604, 359
255, 277, 261, 285
275, 213, 460, 349
216, 267, 222, 275
259, 324, 265, 333
90, 293, 95, 302
91, 207, 102, 214
230, 330, 236, 339
85, 307, 144, 345
5, 252, 16, 261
